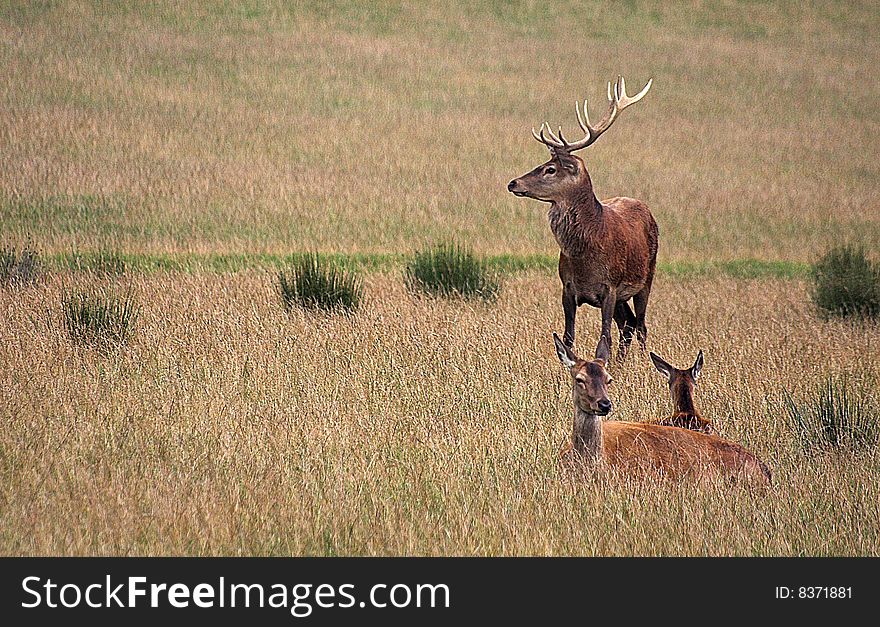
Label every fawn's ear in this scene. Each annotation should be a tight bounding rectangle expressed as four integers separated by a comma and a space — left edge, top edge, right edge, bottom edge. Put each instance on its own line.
553, 332, 578, 368
649, 352, 673, 380
691, 350, 704, 380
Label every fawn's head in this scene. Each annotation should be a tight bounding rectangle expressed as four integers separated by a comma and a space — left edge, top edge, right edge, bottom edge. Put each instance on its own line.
553, 333, 613, 416
508, 76, 652, 203
650, 350, 706, 418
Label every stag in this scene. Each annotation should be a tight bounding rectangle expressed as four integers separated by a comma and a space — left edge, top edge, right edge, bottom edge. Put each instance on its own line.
508, 76, 659, 361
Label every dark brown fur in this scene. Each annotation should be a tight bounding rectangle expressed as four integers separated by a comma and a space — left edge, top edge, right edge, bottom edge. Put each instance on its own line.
510, 152, 658, 360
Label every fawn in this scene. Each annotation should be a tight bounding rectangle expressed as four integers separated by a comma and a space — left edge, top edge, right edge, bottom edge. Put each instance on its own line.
648, 351, 713, 434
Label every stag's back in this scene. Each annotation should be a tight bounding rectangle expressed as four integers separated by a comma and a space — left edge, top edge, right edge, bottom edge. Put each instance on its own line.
602, 421, 771, 485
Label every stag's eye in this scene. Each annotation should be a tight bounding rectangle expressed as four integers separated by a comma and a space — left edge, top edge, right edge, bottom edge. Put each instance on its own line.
544, 166, 556, 175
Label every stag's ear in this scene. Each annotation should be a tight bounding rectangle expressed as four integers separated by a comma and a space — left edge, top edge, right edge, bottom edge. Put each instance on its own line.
650, 352, 673, 380
553, 332, 578, 368
691, 350, 704, 381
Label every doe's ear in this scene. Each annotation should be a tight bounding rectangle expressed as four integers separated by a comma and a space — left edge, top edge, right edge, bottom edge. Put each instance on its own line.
649, 352, 673, 380
691, 350, 704, 380
553, 332, 578, 368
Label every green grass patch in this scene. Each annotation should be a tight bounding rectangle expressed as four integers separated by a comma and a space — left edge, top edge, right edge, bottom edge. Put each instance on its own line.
39, 252, 811, 279
278, 253, 363, 313
660, 259, 810, 279
1, 239, 41, 287
62, 287, 139, 351
784, 376, 880, 452
66, 250, 127, 276
810, 245, 880, 320
405, 242, 501, 301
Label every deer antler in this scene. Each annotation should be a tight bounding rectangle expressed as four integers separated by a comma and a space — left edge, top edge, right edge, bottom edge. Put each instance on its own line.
532, 75, 653, 153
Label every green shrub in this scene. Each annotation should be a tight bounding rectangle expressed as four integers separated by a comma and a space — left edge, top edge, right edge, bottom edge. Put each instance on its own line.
784, 376, 879, 452
1, 239, 41, 287
811, 245, 880, 320
62, 288, 139, 350
278, 253, 363, 313
404, 242, 500, 301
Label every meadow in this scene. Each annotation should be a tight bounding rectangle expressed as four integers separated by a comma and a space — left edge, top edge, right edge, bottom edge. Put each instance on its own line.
2, 272, 879, 555
1, 1, 879, 555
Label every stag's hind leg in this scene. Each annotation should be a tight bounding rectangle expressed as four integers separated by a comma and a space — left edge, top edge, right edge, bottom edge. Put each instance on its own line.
632, 280, 653, 351
613, 301, 637, 360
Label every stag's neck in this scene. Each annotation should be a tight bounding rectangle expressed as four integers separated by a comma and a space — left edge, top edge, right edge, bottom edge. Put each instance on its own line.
572, 405, 603, 461
548, 187, 603, 258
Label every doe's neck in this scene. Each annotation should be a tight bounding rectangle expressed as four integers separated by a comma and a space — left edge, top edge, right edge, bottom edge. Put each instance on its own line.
572, 405, 603, 461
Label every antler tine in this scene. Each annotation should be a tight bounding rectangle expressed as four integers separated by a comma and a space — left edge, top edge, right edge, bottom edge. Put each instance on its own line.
556, 126, 570, 147
545, 125, 564, 146
575, 100, 589, 134
616, 76, 653, 110
533, 123, 565, 149
531, 123, 545, 144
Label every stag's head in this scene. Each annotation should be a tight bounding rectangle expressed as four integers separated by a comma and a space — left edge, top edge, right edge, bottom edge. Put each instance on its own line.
507, 76, 652, 203
553, 333, 614, 416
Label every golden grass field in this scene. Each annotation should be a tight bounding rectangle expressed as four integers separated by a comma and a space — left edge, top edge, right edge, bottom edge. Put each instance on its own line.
2, 272, 879, 555
1, 1, 879, 555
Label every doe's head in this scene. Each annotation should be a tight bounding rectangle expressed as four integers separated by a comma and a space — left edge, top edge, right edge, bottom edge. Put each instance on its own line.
553, 332, 613, 416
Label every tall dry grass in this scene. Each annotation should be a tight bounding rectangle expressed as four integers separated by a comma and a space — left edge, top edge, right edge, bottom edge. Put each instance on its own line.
1, 272, 878, 555
1, 1, 878, 259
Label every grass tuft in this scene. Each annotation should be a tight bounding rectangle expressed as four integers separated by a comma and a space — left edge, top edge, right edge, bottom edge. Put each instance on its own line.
62, 288, 139, 350
784, 376, 879, 452
811, 246, 880, 320
1, 239, 41, 287
405, 242, 501, 301
278, 253, 363, 313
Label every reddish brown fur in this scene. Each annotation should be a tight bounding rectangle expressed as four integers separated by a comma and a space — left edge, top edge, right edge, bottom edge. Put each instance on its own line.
656, 412, 714, 434
510, 148, 658, 361
554, 335, 770, 485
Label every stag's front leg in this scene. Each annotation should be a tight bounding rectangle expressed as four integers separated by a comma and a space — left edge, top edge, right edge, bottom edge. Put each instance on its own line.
596, 288, 616, 362
562, 284, 577, 348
